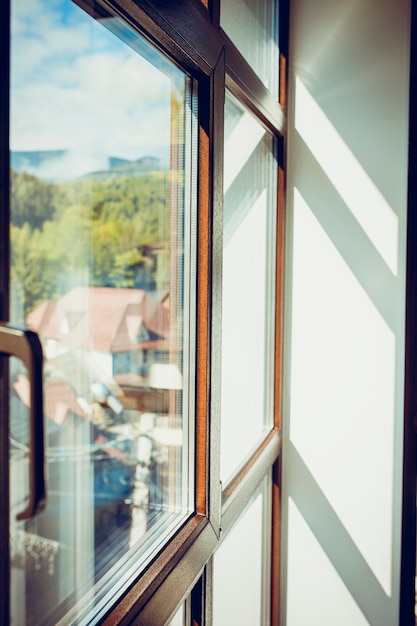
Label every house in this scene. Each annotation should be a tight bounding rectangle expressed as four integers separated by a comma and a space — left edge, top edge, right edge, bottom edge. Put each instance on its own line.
26, 286, 170, 384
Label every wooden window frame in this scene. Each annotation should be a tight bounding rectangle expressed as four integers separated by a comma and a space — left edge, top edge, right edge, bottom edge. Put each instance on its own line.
0, 0, 289, 623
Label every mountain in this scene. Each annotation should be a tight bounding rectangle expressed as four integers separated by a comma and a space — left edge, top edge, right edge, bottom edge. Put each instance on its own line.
89, 155, 164, 179
10, 150, 166, 182
11, 150, 67, 172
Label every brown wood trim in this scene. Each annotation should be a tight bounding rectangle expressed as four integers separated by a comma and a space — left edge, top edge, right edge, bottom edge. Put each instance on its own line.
275, 136, 286, 432
224, 35, 285, 136
221, 430, 281, 534
400, 1, 417, 623
196, 105, 207, 511
271, 132, 286, 626
198, 0, 218, 26
105, 0, 224, 78
76, 0, 222, 82
209, 0, 220, 28
206, 49, 225, 536
271, 0, 290, 626
104, 516, 217, 625
195, 75, 210, 517
225, 73, 285, 138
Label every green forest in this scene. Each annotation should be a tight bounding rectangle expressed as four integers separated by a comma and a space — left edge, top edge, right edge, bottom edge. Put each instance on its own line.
11, 168, 172, 319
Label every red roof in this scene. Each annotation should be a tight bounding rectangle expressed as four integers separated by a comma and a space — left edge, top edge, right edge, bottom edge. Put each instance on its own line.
26, 286, 169, 353
14, 374, 87, 425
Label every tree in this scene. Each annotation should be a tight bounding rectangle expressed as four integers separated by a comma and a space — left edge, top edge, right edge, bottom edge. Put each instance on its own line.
10, 167, 173, 314
11, 170, 55, 229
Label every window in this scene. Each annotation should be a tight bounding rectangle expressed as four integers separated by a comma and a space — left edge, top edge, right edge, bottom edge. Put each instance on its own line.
1, 0, 287, 623
9, 1, 197, 622
220, 0, 279, 97
213, 474, 272, 624
221, 90, 277, 483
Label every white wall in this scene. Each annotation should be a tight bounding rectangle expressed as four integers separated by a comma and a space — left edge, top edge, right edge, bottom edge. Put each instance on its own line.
281, 0, 411, 624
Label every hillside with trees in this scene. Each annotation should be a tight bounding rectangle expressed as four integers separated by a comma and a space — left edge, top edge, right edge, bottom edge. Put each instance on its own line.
11, 167, 172, 319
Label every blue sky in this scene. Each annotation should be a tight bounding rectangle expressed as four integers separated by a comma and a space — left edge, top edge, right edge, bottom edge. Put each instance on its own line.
10, 0, 183, 179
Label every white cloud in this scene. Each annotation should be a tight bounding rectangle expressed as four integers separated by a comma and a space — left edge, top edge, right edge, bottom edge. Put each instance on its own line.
23, 148, 110, 181
10, 0, 178, 167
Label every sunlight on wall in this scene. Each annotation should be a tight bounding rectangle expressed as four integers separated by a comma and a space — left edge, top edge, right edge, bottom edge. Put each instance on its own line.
287, 498, 370, 626
294, 76, 399, 276
290, 187, 396, 595
283, 0, 410, 624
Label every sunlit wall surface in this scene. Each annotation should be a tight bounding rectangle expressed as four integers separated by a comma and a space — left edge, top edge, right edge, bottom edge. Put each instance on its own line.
9, 1, 197, 623
282, 0, 411, 624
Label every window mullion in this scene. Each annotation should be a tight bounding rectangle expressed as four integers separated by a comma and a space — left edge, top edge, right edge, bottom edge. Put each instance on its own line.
205, 49, 225, 536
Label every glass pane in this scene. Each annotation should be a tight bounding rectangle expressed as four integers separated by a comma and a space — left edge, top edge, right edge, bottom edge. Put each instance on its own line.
9, 1, 196, 623
221, 0, 279, 97
220, 91, 277, 483
213, 474, 271, 625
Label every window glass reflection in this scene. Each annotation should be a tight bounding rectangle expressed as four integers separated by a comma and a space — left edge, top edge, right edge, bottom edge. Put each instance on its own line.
221, 0, 279, 97
213, 474, 272, 625
221, 91, 277, 483
9, 1, 196, 623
